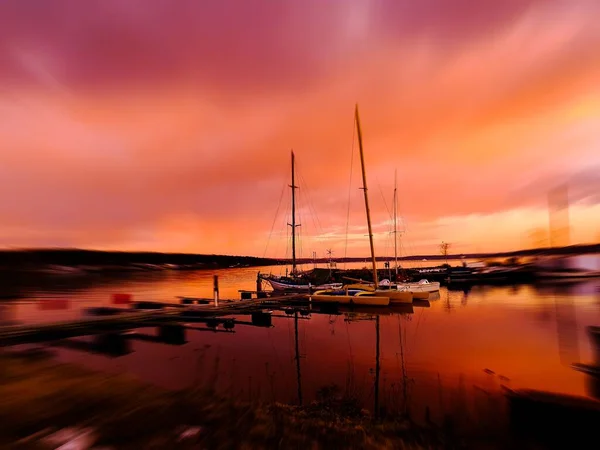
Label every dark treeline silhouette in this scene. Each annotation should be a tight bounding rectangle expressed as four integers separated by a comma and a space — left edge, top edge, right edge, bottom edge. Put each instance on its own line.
0, 243, 597, 271
287, 243, 600, 265
0, 249, 278, 270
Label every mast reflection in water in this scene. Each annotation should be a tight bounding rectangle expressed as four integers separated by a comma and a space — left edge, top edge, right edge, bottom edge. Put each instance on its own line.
2, 266, 600, 431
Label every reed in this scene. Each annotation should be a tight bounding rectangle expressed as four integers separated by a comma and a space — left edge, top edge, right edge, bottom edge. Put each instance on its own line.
0, 350, 449, 449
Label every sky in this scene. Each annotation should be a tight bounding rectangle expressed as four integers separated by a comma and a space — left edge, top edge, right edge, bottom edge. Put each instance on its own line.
0, 0, 599, 258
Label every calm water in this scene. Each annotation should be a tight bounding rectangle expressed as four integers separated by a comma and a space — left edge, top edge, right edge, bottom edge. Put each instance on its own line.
2, 264, 600, 426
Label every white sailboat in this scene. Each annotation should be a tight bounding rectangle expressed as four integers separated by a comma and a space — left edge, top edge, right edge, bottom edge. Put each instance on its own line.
386, 170, 440, 295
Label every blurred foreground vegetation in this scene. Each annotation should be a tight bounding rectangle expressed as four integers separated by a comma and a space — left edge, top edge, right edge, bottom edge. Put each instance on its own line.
0, 349, 453, 449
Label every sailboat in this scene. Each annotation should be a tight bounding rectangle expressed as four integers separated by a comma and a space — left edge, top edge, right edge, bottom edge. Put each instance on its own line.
259, 151, 343, 292
344, 163, 438, 299
390, 171, 440, 295
313, 105, 412, 305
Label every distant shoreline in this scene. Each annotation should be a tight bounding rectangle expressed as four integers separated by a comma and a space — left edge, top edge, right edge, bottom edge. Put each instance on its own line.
0, 243, 597, 271
297, 242, 600, 264
0, 249, 278, 273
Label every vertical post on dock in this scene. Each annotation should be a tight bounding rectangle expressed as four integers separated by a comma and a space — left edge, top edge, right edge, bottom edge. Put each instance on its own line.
213, 275, 219, 306
256, 272, 262, 294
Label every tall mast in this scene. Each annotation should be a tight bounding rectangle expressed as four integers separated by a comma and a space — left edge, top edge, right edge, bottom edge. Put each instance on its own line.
393, 169, 399, 279
355, 104, 378, 288
289, 150, 298, 275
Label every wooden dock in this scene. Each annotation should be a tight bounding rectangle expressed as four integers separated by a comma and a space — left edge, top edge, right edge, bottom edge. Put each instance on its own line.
0, 290, 420, 348
0, 294, 309, 347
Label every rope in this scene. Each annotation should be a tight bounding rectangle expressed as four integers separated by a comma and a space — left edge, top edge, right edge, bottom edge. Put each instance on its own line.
263, 176, 288, 258
295, 162, 327, 263
296, 163, 324, 234
274, 206, 290, 276
344, 113, 357, 268
377, 179, 393, 222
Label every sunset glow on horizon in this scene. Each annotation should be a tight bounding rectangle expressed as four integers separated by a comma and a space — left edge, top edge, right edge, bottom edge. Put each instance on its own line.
1, 0, 599, 258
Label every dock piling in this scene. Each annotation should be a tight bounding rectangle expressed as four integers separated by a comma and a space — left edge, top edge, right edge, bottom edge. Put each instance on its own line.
256, 272, 262, 293
213, 275, 219, 306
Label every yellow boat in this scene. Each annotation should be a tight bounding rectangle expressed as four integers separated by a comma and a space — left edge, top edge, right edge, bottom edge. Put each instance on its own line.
309, 289, 390, 306
337, 106, 417, 307
408, 290, 429, 300
345, 283, 414, 304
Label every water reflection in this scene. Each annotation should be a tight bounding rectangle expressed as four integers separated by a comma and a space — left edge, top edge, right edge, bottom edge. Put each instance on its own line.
570, 286, 600, 400
293, 311, 303, 405
533, 279, 600, 296
554, 292, 580, 366
2, 267, 600, 432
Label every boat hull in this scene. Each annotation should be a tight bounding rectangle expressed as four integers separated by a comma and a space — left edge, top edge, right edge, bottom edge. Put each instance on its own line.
402, 281, 440, 293
309, 290, 390, 306
409, 291, 430, 300
263, 277, 343, 292
309, 294, 390, 306
343, 283, 414, 303
383, 290, 413, 304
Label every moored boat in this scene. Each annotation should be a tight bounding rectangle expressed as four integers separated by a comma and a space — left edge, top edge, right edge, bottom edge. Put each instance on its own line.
260, 150, 339, 292
534, 255, 600, 279
260, 274, 342, 291
399, 279, 440, 293
309, 289, 390, 306
344, 283, 414, 303
337, 105, 423, 305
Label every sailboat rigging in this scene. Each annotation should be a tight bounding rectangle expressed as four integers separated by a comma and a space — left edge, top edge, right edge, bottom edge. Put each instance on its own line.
389, 171, 440, 295
311, 105, 411, 305
259, 151, 342, 292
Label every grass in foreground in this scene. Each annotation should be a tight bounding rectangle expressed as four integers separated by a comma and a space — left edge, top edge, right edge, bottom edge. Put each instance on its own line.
0, 349, 453, 449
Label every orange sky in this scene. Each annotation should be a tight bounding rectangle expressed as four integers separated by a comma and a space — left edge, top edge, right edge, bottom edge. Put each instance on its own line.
0, 0, 599, 257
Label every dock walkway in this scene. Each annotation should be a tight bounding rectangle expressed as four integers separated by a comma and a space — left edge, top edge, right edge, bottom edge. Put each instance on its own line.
0, 294, 309, 347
